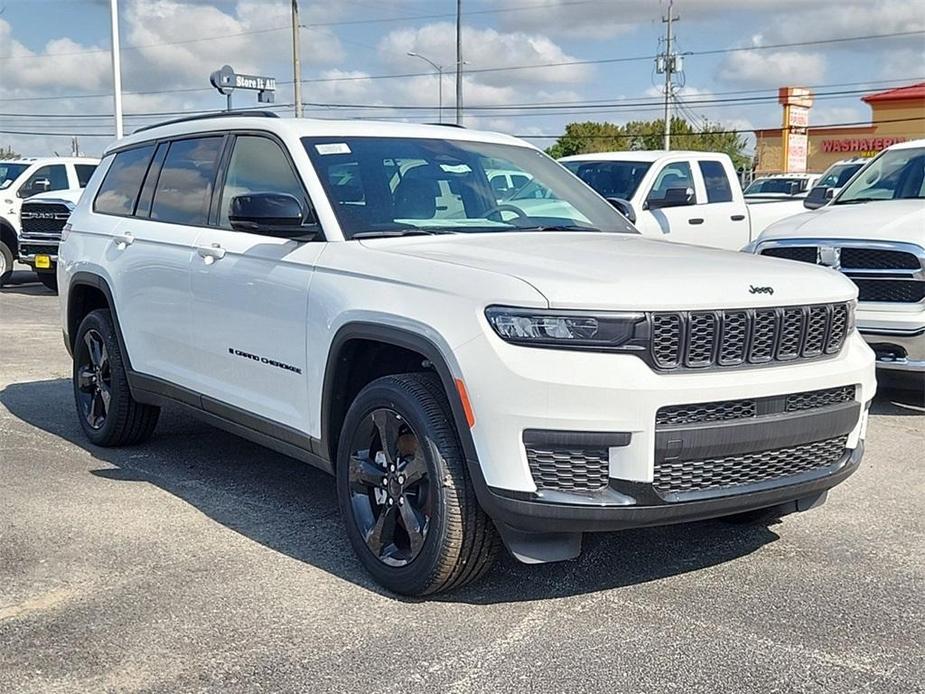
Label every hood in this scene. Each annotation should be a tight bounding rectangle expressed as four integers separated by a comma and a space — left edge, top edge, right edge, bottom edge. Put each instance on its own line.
759, 199, 925, 245
361, 232, 857, 311
23, 188, 84, 205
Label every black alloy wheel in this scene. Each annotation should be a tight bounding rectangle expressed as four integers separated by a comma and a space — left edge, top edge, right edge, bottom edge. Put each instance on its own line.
76, 329, 112, 430
347, 408, 432, 567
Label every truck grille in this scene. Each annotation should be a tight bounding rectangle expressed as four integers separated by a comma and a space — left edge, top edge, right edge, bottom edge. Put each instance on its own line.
760, 243, 924, 305
649, 302, 850, 371
526, 446, 609, 491
653, 436, 848, 495
655, 385, 856, 427
20, 202, 71, 235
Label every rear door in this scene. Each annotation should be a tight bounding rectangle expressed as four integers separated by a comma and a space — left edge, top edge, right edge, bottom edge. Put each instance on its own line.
692, 158, 750, 249
188, 132, 325, 431
104, 136, 225, 388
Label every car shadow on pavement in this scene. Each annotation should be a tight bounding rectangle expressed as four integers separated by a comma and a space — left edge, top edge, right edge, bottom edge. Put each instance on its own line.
0, 269, 51, 296
7, 376, 900, 604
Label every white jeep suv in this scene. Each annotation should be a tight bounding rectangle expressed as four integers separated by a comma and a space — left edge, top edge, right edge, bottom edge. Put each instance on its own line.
58, 113, 875, 595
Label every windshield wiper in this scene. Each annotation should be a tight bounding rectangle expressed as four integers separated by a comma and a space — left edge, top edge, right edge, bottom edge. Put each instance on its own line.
514, 225, 601, 232
834, 197, 884, 205
351, 228, 456, 239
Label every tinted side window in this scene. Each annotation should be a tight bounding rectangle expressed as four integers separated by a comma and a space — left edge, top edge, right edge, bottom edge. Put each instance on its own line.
94, 145, 155, 216
699, 160, 733, 203
647, 161, 695, 203
218, 136, 308, 228
75, 164, 98, 187
20, 165, 68, 197
151, 137, 223, 226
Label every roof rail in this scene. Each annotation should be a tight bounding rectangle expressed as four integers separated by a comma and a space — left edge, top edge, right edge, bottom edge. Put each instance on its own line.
424, 122, 465, 128
133, 110, 280, 134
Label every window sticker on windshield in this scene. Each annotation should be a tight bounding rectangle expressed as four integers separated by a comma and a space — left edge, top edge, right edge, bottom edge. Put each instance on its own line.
315, 143, 351, 155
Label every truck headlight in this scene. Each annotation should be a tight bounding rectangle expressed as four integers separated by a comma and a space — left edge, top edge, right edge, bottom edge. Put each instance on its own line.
485, 306, 647, 351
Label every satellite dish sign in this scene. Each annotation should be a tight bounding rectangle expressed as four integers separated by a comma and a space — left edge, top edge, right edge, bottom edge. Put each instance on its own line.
210, 65, 276, 104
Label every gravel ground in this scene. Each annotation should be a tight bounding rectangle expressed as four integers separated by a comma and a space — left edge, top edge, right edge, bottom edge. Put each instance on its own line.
1, 268, 923, 694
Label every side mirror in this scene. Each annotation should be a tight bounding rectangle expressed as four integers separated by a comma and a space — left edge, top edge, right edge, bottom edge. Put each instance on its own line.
649, 186, 694, 209
803, 186, 834, 210
229, 192, 318, 238
606, 197, 636, 224
18, 178, 51, 198
787, 181, 800, 196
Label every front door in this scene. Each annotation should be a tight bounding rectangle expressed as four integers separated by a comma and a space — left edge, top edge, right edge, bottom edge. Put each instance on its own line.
636, 160, 704, 244
189, 133, 325, 431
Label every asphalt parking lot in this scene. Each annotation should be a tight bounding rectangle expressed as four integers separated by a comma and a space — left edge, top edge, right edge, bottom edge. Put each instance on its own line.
1, 267, 923, 694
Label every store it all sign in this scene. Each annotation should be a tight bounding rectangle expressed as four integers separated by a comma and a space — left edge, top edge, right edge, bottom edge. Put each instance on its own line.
821, 137, 906, 154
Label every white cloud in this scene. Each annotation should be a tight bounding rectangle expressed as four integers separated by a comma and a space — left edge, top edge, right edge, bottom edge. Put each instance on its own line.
717, 49, 826, 87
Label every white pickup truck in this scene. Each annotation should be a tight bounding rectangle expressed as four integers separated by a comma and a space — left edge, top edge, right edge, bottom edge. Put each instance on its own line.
556, 151, 812, 251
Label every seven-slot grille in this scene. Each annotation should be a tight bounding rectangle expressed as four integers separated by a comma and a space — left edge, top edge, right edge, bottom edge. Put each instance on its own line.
20, 202, 71, 236
759, 243, 925, 304
653, 436, 848, 495
649, 302, 850, 370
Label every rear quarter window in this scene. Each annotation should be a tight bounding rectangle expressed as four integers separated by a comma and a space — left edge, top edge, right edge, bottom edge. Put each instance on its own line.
698, 160, 734, 203
93, 145, 156, 216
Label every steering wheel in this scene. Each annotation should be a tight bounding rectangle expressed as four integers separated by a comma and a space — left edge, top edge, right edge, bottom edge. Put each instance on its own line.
483, 203, 528, 222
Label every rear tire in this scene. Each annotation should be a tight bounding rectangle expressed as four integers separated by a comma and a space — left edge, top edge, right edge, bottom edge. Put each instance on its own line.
0, 240, 12, 286
73, 308, 160, 447
38, 273, 58, 292
337, 372, 499, 596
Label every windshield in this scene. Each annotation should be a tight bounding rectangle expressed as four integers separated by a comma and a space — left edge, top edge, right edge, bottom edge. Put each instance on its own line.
744, 177, 806, 195
560, 160, 652, 201
302, 136, 637, 238
836, 147, 925, 203
0, 163, 29, 190
817, 163, 863, 189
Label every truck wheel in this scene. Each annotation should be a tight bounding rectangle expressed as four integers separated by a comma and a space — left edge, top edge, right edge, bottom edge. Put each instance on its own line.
337, 372, 499, 595
38, 273, 58, 292
73, 309, 160, 447
0, 240, 12, 286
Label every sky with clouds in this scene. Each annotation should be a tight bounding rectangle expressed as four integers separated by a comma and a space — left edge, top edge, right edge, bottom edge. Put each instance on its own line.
1, 0, 923, 157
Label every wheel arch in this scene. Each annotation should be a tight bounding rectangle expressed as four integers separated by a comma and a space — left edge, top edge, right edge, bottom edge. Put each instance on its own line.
320, 322, 479, 469
66, 271, 133, 370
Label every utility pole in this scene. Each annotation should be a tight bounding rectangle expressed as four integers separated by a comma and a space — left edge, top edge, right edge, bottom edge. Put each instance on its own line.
291, 0, 303, 117
109, 0, 123, 138
455, 0, 463, 125
657, 0, 679, 150
71, 136, 80, 157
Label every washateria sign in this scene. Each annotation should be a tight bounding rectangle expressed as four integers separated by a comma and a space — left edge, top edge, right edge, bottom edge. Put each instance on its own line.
820, 137, 906, 154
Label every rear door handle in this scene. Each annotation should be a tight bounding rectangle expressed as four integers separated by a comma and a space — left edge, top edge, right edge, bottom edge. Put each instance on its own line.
731, 214, 746, 221
114, 232, 134, 249
197, 243, 226, 264
688, 218, 704, 225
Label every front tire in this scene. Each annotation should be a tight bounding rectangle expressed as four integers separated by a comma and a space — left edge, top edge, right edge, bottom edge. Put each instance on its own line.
73, 309, 160, 446
337, 373, 498, 595
0, 240, 12, 286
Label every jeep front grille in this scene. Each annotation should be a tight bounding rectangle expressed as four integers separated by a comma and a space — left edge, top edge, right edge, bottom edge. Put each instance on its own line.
649, 302, 850, 371
653, 436, 848, 495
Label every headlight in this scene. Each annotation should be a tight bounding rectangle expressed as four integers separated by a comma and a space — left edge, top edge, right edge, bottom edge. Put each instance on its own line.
485, 306, 647, 351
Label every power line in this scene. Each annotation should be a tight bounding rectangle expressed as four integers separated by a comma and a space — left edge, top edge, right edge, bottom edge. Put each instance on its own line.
3, 116, 923, 140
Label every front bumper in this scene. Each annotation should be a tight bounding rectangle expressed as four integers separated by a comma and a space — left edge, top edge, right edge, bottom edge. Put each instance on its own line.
18, 239, 59, 270
858, 305, 925, 373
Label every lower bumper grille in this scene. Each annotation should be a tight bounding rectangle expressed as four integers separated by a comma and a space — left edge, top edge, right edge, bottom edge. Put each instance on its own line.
19, 243, 59, 256
527, 446, 609, 491
654, 436, 848, 495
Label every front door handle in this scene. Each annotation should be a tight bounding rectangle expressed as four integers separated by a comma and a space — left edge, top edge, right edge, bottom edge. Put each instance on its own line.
688, 218, 704, 225
114, 232, 134, 250
731, 214, 746, 221
197, 243, 226, 264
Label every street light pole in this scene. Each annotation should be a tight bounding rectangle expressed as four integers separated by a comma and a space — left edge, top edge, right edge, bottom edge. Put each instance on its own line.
291, 0, 303, 118
109, 0, 123, 138
407, 52, 443, 122
455, 0, 463, 125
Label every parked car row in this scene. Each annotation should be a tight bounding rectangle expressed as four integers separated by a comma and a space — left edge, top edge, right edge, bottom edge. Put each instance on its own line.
0, 156, 98, 285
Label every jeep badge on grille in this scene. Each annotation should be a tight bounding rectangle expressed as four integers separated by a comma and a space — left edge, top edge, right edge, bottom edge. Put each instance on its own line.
749, 285, 774, 295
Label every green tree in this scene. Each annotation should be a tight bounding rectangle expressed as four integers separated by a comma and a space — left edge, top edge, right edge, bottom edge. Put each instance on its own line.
545, 121, 627, 158
547, 117, 751, 169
